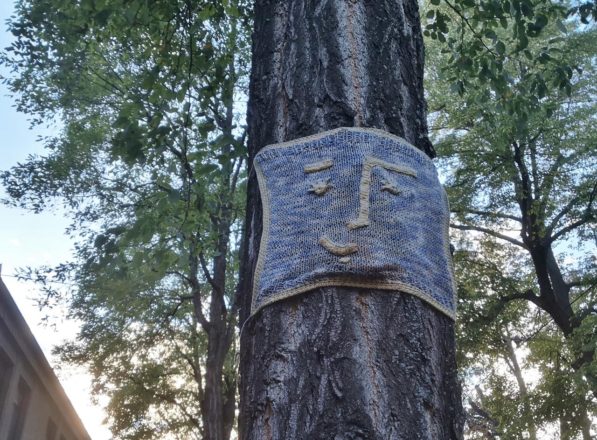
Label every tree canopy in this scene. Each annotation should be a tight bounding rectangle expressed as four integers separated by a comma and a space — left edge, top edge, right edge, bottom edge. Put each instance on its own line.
2, 0, 250, 438
425, 1, 596, 437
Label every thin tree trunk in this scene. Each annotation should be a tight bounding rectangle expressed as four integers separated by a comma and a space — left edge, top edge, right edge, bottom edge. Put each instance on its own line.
560, 417, 572, 440
239, 1, 464, 438
503, 335, 537, 440
202, 331, 227, 440
580, 410, 592, 440
468, 386, 499, 439
199, 106, 238, 440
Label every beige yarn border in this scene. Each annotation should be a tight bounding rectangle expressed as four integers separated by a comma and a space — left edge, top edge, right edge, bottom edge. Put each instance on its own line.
258, 127, 426, 160
251, 127, 457, 321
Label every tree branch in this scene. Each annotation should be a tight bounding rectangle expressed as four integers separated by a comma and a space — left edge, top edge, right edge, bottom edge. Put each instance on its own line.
443, 0, 498, 58
191, 289, 210, 332
528, 141, 541, 200
229, 155, 245, 194
165, 270, 191, 283
451, 208, 522, 222
199, 252, 222, 296
512, 142, 535, 242
539, 152, 568, 199
498, 289, 537, 302
450, 223, 527, 248
546, 194, 582, 235
549, 215, 593, 244
567, 277, 597, 289
188, 250, 210, 332
548, 180, 597, 241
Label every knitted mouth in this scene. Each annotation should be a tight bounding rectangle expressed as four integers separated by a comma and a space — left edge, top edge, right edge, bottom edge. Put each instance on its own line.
318, 235, 358, 256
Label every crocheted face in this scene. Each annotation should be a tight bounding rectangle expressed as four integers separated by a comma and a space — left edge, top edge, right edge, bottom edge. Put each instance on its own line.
306, 156, 417, 264
252, 128, 456, 319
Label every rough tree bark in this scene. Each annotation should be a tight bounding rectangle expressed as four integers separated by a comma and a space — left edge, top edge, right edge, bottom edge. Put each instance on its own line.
239, 1, 465, 439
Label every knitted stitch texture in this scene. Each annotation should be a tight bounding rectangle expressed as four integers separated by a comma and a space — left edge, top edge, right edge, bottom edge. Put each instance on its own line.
252, 127, 456, 319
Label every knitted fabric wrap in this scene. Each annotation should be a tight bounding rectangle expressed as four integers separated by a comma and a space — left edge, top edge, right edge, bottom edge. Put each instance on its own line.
252, 127, 456, 319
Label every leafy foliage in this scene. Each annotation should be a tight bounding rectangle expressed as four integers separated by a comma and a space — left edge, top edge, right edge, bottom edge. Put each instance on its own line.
425, 0, 593, 122
425, 2, 597, 437
1, 0, 250, 438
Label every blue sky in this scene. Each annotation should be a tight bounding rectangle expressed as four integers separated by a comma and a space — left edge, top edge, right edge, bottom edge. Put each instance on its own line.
0, 2, 110, 438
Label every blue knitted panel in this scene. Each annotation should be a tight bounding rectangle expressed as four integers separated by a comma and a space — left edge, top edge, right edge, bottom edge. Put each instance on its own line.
252, 128, 456, 319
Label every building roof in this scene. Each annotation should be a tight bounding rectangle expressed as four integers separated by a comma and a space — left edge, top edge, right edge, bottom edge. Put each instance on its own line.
0, 275, 92, 440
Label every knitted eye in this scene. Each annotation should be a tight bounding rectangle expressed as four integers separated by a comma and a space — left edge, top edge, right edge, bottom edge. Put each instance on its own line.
308, 178, 333, 196
380, 179, 401, 195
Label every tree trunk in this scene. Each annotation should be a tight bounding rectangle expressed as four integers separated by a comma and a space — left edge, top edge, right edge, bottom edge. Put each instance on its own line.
503, 335, 537, 440
239, 1, 464, 439
198, 107, 239, 440
202, 330, 227, 440
580, 409, 593, 440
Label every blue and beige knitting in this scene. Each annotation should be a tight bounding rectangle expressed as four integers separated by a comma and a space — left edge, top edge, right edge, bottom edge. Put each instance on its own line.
252, 128, 456, 320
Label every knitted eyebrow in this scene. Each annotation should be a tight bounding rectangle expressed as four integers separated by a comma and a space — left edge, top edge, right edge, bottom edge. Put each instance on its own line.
304, 159, 333, 173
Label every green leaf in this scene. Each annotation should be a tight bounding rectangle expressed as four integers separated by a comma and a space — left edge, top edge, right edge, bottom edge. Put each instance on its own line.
485, 29, 498, 41
534, 14, 548, 31
517, 33, 529, 51
556, 20, 567, 34
520, 0, 534, 17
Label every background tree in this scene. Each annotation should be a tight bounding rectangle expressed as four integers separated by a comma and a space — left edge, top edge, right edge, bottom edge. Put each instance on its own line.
425, 2, 596, 437
238, 1, 464, 438
1, 0, 250, 438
